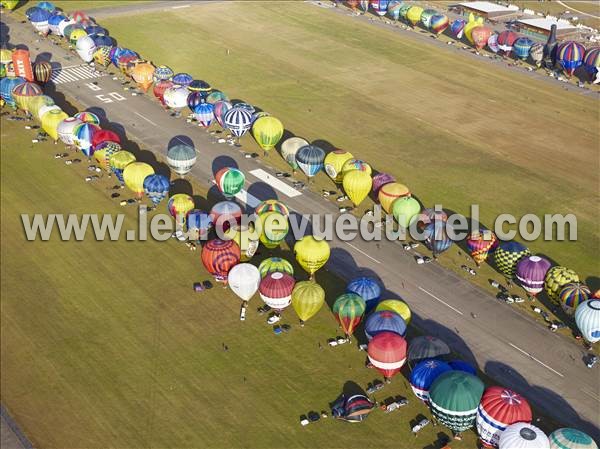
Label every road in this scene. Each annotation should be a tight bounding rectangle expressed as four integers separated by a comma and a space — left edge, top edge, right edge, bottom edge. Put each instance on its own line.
2, 8, 599, 441
557, 1, 600, 19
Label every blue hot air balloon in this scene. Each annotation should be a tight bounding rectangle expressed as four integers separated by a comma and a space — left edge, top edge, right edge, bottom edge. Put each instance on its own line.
85, 25, 107, 36
296, 145, 325, 178
409, 359, 452, 403
92, 34, 114, 47
449, 360, 477, 375
143, 174, 170, 207
190, 100, 214, 127
187, 209, 213, 240
0, 77, 26, 108
513, 37, 534, 60
364, 310, 407, 340
224, 107, 252, 138
347, 276, 382, 312
172, 72, 193, 87
424, 221, 453, 257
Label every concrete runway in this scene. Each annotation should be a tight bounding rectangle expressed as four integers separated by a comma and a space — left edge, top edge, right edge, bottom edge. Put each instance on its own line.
2, 8, 598, 441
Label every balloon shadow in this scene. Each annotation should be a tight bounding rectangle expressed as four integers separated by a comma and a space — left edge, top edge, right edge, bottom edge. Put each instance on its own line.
33, 52, 52, 64
211, 155, 238, 176
169, 178, 193, 197
312, 139, 337, 154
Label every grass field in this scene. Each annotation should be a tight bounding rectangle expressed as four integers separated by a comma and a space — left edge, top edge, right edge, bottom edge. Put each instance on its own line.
0, 116, 485, 448
10, 0, 153, 16
98, 2, 599, 285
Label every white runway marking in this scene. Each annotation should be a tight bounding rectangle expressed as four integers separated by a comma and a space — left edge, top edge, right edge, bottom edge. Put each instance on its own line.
50, 64, 105, 84
172, 4, 191, 9
234, 190, 261, 208
508, 342, 564, 378
134, 111, 158, 127
249, 169, 302, 198
580, 387, 600, 403
344, 242, 381, 264
418, 286, 464, 315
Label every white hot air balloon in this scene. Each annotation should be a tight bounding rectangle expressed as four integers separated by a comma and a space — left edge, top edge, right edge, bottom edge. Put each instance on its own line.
499, 423, 550, 449
57, 18, 75, 37
76, 36, 97, 63
575, 299, 600, 343
163, 86, 189, 110
37, 104, 61, 121
228, 263, 260, 302
57, 117, 83, 145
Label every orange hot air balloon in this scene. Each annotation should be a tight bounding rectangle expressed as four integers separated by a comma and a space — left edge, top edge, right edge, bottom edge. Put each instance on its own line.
471, 26, 493, 50
201, 239, 241, 282
131, 61, 155, 92
11, 49, 34, 82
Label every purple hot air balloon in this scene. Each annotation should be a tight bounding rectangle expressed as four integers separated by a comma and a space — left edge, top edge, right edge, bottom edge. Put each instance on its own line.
450, 19, 465, 39
372, 173, 396, 194
516, 255, 552, 296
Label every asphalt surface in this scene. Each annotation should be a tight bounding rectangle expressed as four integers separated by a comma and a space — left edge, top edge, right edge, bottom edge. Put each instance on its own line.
2, 6, 599, 442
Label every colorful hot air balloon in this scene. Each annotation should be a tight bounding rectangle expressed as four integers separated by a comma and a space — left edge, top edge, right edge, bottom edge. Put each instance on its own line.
75, 35, 96, 63
430, 14, 449, 35
529, 42, 544, 67
398, 3, 412, 20
172, 72, 193, 87
370, 0, 389, 16
143, 174, 170, 207
364, 310, 406, 340
213, 100, 232, 128
93, 141, 121, 173
167, 144, 196, 177
168, 194, 195, 224
153, 80, 173, 106
294, 235, 330, 277
467, 229, 498, 266
258, 257, 294, 278
40, 108, 68, 142
477, 387, 533, 448
392, 196, 421, 229
57, 116, 82, 145
324, 149, 354, 183
406, 6, 423, 26
210, 201, 242, 233
368, 332, 407, 379
224, 107, 253, 139
258, 212, 289, 249
341, 159, 372, 177
424, 220, 453, 257
1, 76, 26, 108
291, 281, 325, 323
549, 429, 597, 449
511, 37, 534, 60
544, 266, 579, 302
493, 241, 530, 278
224, 225, 259, 261
583, 47, 600, 76
29, 7, 51, 35
206, 90, 228, 104
347, 277, 381, 312
228, 263, 261, 302
387, 0, 402, 20
259, 272, 295, 310
499, 423, 550, 449
516, 256, 552, 296
215, 167, 245, 198
575, 299, 600, 343
464, 13, 484, 44
559, 283, 591, 313
376, 299, 411, 324
75, 111, 100, 125
33, 61, 52, 84
153, 65, 174, 82
409, 359, 452, 403
91, 129, 120, 150
123, 162, 154, 199
408, 336, 450, 362
420, 8, 437, 29
201, 239, 241, 282
472, 26, 493, 50
130, 61, 155, 92
255, 200, 289, 217
280, 137, 308, 171
343, 170, 372, 206
331, 393, 374, 423
252, 116, 284, 152
110, 151, 136, 184
333, 293, 366, 336
193, 101, 214, 127
73, 122, 100, 157
429, 371, 484, 433
488, 33, 500, 53
187, 210, 213, 241
378, 182, 410, 213
296, 145, 325, 179
497, 30, 519, 55
12, 81, 42, 111
188, 79, 211, 96
450, 18, 466, 39
557, 41, 586, 76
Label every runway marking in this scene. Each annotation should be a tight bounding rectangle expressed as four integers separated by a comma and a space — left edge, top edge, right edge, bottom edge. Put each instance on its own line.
134, 111, 158, 127
248, 169, 302, 198
172, 4, 191, 8
508, 343, 564, 378
234, 190, 261, 208
50, 65, 105, 84
580, 387, 600, 403
344, 242, 381, 264
418, 286, 464, 316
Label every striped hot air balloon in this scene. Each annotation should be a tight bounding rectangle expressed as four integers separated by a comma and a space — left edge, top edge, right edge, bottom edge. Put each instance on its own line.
347, 277, 381, 312
12, 81, 42, 111
192, 100, 215, 127
514, 37, 534, 60
255, 200, 289, 217
516, 255, 552, 296
450, 19, 466, 39
529, 42, 544, 67
333, 293, 366, 336
224, 107, 252, 138
296, 145, 325, 178
188, 79, 211, 96
33, 61, 52, 84
292, 281, 325, 323
215, 167, 245, 198
368, 331, 407, 379
493, 241, 530, 279
167, 144, 196, 177
259, 272, 295, 310
213, 100, 232, 128
201, 239, 241, 282
583, 47, 600, 75
172, 72, 193, 87
75, 111, 100, 124
559, 283, 591, 313
364, 310, 406, 340
430, 14, 449, 35
73, 122, 100, 158
549, 428, 597, 449
557, 41, 586, 76
258, 257, 294, 278
409, 359, 452, 403
143, 174, 170, 207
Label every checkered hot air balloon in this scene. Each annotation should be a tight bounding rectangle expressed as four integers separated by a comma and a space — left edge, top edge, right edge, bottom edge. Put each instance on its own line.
493, 241, 530, 278
557, 41, 586, 76
409, 359, 452, 403
224, 107, 252, 138
367, 331, 407, 379
544, 266, 579, 302
93, 46, 112, 67
202, 239, 241, 282
143, 174, 170, 207
559, 283, 591, 313
516, 255, 552, 296
333, 293, 366, 336
259, 272, 295, 310
93, 141, 121, 173
296, 145, 325, 178
167, 144, 197, 177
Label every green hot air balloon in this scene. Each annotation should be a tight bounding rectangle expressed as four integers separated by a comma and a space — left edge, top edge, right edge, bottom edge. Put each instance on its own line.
333, 293, 366, 336
258, 257, 294, 278
392, 197, 421, 229
292, 281, 325, 323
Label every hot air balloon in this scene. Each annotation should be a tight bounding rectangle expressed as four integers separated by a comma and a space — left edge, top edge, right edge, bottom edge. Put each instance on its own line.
549, 429, 597, 449
409, 359, 452, 402
224, 224, 259, 261
41, 108, 68, 142
57, 116, 82, 145
33, 61, 52, 84
142, 174, 170, 207
513, 37, 534, 60
206, 90, 228, 104
202, 239, 241, 282
255, 199, 289, 217
172, 72, 192, 87
258, 211, 288, 249
497, 30, 519, 56
515, 256, 552, 296
252, 116, 284, 153
167, 193, 195, 226
0, 77, 25, 108
294, 235, 330, 277
364, 310, 406, 340
92, 34, 113, 48
280, 137, 308, 171
341, 159, 372, 177
258, 257, 294, 278
488, 33, 500, 53
331, 393, 374, 422
477, 387, 533, 448
371, 173, 395, 194
472, 26, 493, 50
370, 0, 389, 16
228, 263, 260, 302
93, 141, 121, 173
187, 209, 213, 241
429, 371, 484, 433
153, 65, 174, 82
210, 201, 242, 233
392, 196, 421, 229
544, 266, 579, 302
192, 101, 214, 127
215, 167, 245, 198
464, 14, 484, 44
324, 149, 354, 183
583, 47, 600, 79
406, 6, 423, 26
30, 7, 51, 35
347, 276, 381, 312
449, 360, 477, 375
376, 299, 411, 324
408, 336, 450, 362
224, 107, 252, 139
153, 79, 173, 106
450, 18, 466, 39
398, 3, 412, 20
296, 145, 325, 179
37, 1, 55, 12
75, 35, 96, 63
12, 49, 33, 82
368, 331, 407, 379
123, 162, 154, 200
110, 151, 136, 184
557, 41, 586, 76
48, 13, 66, 35
559, 283, 591, 313
28, 95, 54, 118
418, 207, 448, 228
420, 9, 437, 29
70, 28, 88, 47
430, 14, 449, 35
188, 79, 211, 96
424, 220, 453, 257
130, 61, 155, 92
360, 0, 369, 12
575, 299, 600, 343
343, 170, 372, 206
233, 102, 255, 114
292, 281, 325, 323
75, 111, 100, 125
499, 423, 549, 449
57, 19, 76, 38
163, 85, 190, 110
166, 144, 196, 177
387, 1, 402, 20
73, 122, 99, 158
0, 0, 19, 10
213, 100, 232, 128
333, 293, 366, 336
378, 182, 410, 213
493, 241, 530, 278
91, 129, 120, 150
467, 229, 498, 266
12, 81, 42, 111
259, 272, 295, 310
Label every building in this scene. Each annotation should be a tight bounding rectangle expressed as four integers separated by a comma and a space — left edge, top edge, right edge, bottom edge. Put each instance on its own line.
457, 1, 521, 21
516, 18, 579, 40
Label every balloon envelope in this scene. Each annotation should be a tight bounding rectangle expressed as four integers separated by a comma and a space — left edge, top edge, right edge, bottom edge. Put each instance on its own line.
294, 236, 330, 275
347, 277, 381, 312
281, 137, 309, 171
324, 149, 354, 183
364, 310, 406, 340
333, 293, 366, 336
259, 272, 295, 310
258, 257, 293, 278
376, 299, 411, 324
409, 359, 452, 402
228, 263, 260, 302
296, 145, 325, 178
201, 239, 241, 281
368, 331, 407, 378
123, 162, 154, 199
575, 299, 600, 343
292, 281, 325, 322
252, 116, 284, 151
499, 423, 549, 449
343, 170, 372, 206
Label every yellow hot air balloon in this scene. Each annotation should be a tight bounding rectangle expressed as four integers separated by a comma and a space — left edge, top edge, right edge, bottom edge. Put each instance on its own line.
41, 108, 68, 142
378, 182, 411, 213
406, 6, 424, 26
252, 116, 284, 152
224, 224, 260, 261
69, 28, 88, 45
123, 162, 154, 199
258, 211, 289, 249
0, 1, 19, 10
324, 149, 354, 183
110, 151, 136, 185
294, 235, 330, 277
343, 170, 372, 206
464, 13, 484, 44
341, 159, 372, 178
130, 61, 155, 92
376, 299, 411, 324
28, 95, 55, 119
292, 281, 325, 323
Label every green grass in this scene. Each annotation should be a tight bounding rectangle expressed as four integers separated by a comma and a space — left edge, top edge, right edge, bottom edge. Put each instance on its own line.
0, 116, 482, 448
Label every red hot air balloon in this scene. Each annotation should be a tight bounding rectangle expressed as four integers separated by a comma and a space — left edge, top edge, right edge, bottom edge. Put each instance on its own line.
91, 129, 121, 150
153, 79, 173, 106
367, 331, 407, 380
12, 49, 34, 82
497, 30, 519, 55
201, 239, 240, 282
472, 26, 493, 50
259, 272, 296, 311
